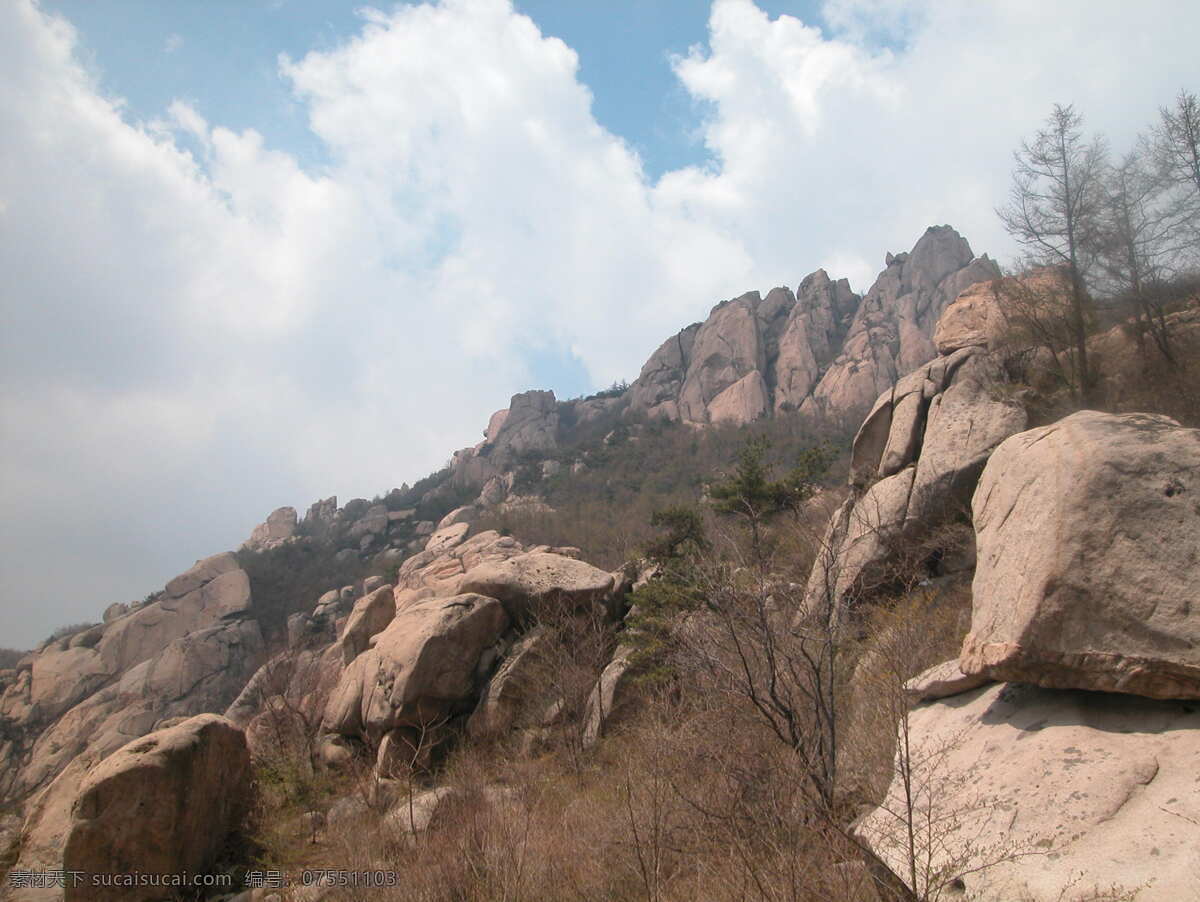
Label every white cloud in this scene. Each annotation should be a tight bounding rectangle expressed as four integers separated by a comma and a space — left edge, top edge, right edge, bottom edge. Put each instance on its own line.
163, 32, 182, 54
1, 0, 1197, 646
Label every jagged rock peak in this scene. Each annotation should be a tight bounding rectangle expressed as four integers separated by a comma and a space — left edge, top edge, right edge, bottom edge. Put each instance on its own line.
624, 224, 996, 427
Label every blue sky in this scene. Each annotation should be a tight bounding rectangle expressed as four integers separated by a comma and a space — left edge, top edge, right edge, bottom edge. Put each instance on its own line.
3, 0, 1197, 647
43, 1, 823, 181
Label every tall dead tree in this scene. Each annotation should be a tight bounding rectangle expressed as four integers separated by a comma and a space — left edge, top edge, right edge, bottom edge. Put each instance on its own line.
998, 104, 1108, 404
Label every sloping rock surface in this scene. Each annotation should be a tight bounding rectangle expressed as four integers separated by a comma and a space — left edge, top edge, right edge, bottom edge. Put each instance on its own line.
857, 682, 1200, 901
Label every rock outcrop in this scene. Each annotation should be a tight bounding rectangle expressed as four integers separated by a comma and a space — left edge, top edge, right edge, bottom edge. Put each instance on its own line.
621, 225, 1000, 431
801, 341, 1026, 615
98, 552, 251, 677
490, 390, 559, 458
961, 410, 1200, 698
322, 594, 510, 741
832, 291, 1200, 899
1, 551, 262, 810
242, 506, 297, 551
903, 659, 992, 703
466, 629, 549, 741
436, 225, 996, 510
582, 645, 639, 748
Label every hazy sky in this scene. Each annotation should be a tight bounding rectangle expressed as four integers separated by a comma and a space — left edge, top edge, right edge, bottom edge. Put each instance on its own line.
2, 0, 1196, 648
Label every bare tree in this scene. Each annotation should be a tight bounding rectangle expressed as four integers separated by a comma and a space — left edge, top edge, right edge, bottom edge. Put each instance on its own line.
1095, 146, 1185, 363
1152, 90, 1200, 215
998, 104, 1108, 403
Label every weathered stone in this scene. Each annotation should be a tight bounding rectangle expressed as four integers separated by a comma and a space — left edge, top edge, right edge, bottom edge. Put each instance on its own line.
132, 619, 265, 713
243, 506, 297, 551
341, 586, 396, 666
484, 408, 509, 443
490, 390, 559, 457
830, 467, 916, 605
627, 323, 701, 422
806, 227, 999, 418
97, 553, 252, 677
678, 292, 765, 424
161, 552, 241, 601
425, 521, 470, 555
856, 682, 1200, 900
349, 505, 390, 540
460, 552, 615, 620
904, 659, 992, 703
29, 645, 111, 722
478, 475, 506, 507
933, 278, 1007, 353
774, 270, 858, 413
437, 506, 478, 530
706, 369, 769, 425
905, 350, 1026, 525
961, 411, 1200, 698
323, 594, 509, 740
467, 629, 548, 740
583, 645, 639, 747
63, 714, 251, 902
384, 786, 457, 836
102, 602, 128, 624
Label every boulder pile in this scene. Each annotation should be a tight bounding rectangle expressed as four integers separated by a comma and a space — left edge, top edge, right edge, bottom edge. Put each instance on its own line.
854, 410, 1200, 900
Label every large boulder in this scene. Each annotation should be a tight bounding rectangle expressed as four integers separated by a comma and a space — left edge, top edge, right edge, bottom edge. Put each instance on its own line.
856, 682, 1200, 900
28, 644, 112, 722
961, 411, 1200, 698
436, 506, 479, 530
425, 521, 470, 555
460, 552, 615, 620
14, 620, 264, 803
489, 390, 559, 458
6, 756, 99, 901
323, 594, 509, 740
349, 504, 390, 540
62, 714, 251, 901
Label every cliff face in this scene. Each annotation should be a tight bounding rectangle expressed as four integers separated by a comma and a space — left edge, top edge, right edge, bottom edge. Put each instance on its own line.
443, 225, 998, 510
625, 225, 999, 428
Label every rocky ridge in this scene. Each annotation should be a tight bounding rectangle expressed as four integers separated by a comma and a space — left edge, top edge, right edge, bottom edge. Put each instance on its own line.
4, 224, 1195, 900
444, 225, 998, 512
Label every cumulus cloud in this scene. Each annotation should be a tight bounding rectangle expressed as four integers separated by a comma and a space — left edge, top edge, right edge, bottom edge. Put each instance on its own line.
1, 0, 1196, 646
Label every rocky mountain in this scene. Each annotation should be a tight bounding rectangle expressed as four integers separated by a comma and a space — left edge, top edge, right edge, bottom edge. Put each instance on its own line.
3, 225, 1198, 902
446, 225, 998, 511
